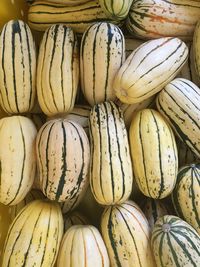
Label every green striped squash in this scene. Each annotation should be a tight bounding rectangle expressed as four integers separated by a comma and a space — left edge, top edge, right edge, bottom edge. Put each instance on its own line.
176, 138, 198, 168
172, 164, 200, 235
28, 1, 119, 33
156, 78, 200, 158
127, 0, 200, 40
2, 200, 63, 267
80, 22, 125, 106
10, 189, 45, 221
89, 101, 133, 205
101, 200, 155, 267
114, 37, 188, 104
151, 215, 200, 267
194, 20, 200, 79
64, 211, 88, 232
178, 43, 200, 87
36, 119, 90, 205
116, 95, 155, 128
37, 24, 79, 116
141, 198, 170, 231
0, 20, 36, 114
99, 0, 133, 20
129, 109, 178, 199
125, 37, 143, 58
0, 116, 37, 206
57, 225, 109, 267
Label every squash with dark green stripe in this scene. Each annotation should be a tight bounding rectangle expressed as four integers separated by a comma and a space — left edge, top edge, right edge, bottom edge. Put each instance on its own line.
2, 199, 63, 267
127, 0, 200, 40
37, 24, 79, 116
101, 200, 155, 267
57, 225, 109, 267
89, 101, 133, 205
156, 78, 200, 158
129, 109, 178, 199
114, 37, 188, 104
10, 189, 45, 221
141, 198, 170, 231
151, 215, 200, 267
28, 0, 119, 33
0, 20, 36, 114
36, 119, 90, 206
64, 211, 88, 232
172, 164, 200, 235
80, 22, 125, 106
194, 20, 200, 79
99, 0, 133, 20
0, 116, 37, 206
176, 138, 198, 168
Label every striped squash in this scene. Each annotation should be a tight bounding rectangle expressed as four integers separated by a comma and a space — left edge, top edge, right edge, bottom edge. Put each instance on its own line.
127, 0, 200, 40
89, 101, 133, 205
80, 22, 125, 106
114, 37, 188, 104
36, 119, 90, 205
0, 116, 37, 206
176, 138, 198, 168
57, 225, 109, 267
28, 1, 119, 33
156, 78, 200, 158
64, 211, 88, 232
2, 199, 63, 267
37, 24, 79, 116
99, 0, 133, 20
116, 95, 155, 128
172, 164, 200, 235
101, 200, 155, 267
0, 204, 12, 263
129, 109, 178, 199
178, 42, 200, 87
141, 198, 170, 231
10, 189, 45, 221
151, 215, 200, 267
47, 105, 91, 135
194, 20, 200, 79
125, 37, 144, 58
0, 20, 36, 114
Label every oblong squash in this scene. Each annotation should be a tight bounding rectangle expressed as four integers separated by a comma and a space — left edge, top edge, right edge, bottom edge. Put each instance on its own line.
151, 215, 200, 267
129, 109, 178, 199
89, 101, 133, 205
0, 116, 37, 205
194, 20, 200, 79
101, 200, 155, 267
36, 119, 90, 205
114, 37, 188, 104
37, 24, 79, 116
57, 225, 109, 267
99, 0, 133, 20
28, 1, 119, 33
2, 199, 63, 267
0, 20, 36, 114
172, 164, 200, 235
80, 22, 125, 106
156, 78, 200, 158
127, 0, 200, 40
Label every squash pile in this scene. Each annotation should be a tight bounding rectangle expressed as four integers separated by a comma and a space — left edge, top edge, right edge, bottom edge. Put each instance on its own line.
0, 0, 200, 266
